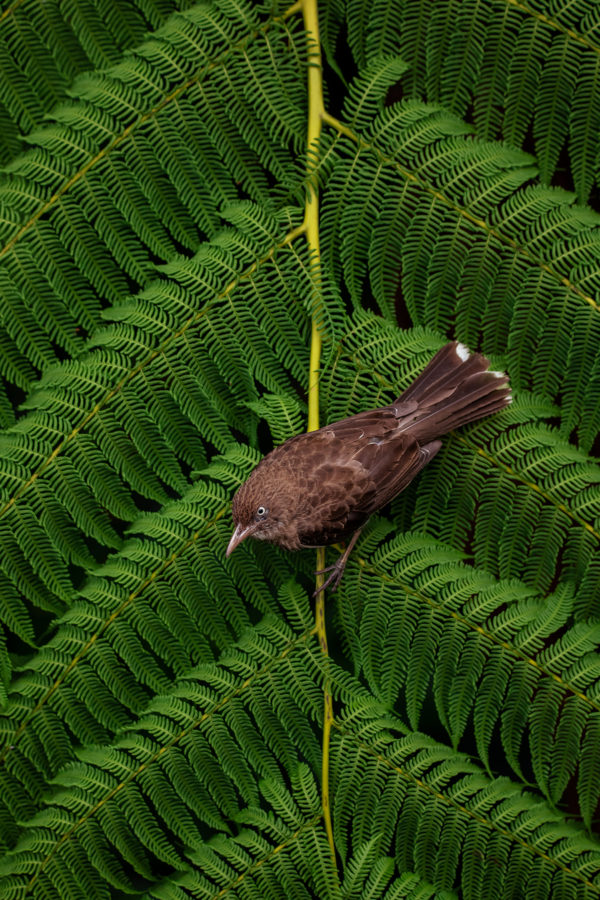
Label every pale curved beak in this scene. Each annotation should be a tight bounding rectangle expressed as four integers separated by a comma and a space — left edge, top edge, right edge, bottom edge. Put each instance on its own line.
226, 523, 252, 557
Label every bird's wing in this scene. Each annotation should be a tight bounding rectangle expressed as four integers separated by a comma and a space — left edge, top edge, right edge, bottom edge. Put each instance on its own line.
293, 429, 440, 547
318, 401, 419, 441
352, 432, 441, 513
292, 432, 375, 547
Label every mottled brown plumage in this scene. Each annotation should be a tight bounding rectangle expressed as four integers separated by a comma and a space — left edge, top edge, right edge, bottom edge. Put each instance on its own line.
226, 342, 511, 594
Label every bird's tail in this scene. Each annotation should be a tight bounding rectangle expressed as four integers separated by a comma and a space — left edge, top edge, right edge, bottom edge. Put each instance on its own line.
395, 341, 511, 443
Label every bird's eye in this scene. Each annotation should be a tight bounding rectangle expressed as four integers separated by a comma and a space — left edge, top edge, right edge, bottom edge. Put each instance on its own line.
256, 506, 267, 517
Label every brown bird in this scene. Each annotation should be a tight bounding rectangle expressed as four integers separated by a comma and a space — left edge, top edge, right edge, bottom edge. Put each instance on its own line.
226, 342, 511, 594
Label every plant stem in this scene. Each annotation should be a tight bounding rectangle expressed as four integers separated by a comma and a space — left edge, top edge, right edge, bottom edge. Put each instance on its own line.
299, 0, 337, 870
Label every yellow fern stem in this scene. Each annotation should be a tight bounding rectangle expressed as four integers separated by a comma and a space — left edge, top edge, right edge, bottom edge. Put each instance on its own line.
299, 0, 337, 870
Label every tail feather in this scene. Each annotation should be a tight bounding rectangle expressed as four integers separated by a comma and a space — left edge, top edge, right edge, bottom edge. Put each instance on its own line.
396, 342, 511, 443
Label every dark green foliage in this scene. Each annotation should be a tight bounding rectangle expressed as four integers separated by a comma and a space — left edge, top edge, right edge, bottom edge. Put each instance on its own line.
345, 0, 600, 203
0, 2, 307, 423
0, 1, 599, 898
0, 0, 194, 168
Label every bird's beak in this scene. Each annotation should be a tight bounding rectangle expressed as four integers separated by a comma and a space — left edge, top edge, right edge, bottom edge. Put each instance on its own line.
226, 523, 252, 557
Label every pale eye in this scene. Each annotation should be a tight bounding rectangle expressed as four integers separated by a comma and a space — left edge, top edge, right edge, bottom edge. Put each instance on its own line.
256, 506, 267, 517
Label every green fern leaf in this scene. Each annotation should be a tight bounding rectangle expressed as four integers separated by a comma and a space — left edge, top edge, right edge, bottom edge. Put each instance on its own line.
0, 3, 599, 896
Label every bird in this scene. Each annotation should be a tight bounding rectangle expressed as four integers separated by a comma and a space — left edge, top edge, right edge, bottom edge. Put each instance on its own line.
226, 341, 511, 595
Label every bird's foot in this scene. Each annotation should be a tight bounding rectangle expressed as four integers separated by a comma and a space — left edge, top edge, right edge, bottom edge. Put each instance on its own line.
313, 560, 346, 597
312, 529, 363, 598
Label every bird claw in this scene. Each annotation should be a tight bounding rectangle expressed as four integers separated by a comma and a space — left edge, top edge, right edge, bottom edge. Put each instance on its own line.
313, 562, 345, 597
312, 530, 363, 598
314, 563, 338, 576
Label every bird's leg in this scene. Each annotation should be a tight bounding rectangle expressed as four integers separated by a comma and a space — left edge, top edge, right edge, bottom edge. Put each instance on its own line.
313, 529, 363, 597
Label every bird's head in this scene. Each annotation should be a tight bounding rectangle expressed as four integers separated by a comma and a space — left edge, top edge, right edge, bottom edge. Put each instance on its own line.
226, 467, 293, 557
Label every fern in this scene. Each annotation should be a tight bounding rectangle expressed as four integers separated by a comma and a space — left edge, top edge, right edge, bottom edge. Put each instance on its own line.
3, 618, 600, 897
344, 0, 600, 203
0, 0, 599, 897
320, 66, 600, 451
0, 0, 194, 167
0, 1, 307, 423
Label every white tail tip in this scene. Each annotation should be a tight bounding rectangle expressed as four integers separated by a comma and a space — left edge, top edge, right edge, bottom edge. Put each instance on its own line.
455, 342, 470, 362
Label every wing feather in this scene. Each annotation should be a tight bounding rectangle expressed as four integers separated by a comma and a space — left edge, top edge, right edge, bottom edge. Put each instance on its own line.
294, 430, 441, 547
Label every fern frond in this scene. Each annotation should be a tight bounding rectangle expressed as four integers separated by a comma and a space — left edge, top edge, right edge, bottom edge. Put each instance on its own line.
0, 0, 186, 167
346, 0, 600, 203
0, 2, 600, 895
0, 204, 325, 638
332, 702, 600, 899
0, 2, 307, 417
0, 617, 325, 896
245, 393, 306, 446
0, 447, 315, 850
332, 527, 600, 822
320, 78, 600, 451
3, 617, 599, 899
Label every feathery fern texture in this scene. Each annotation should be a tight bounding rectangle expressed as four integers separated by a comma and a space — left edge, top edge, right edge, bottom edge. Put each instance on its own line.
0, 0, 191, 167
344, 0, 600, 204
0, 1, 307, 424
0, 0, 599, 898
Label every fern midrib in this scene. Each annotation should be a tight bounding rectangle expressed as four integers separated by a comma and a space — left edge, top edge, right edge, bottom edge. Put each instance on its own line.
23, 626, 317, 892
505, 0, 600, 56
334, 722, 600, 895
355, 557, 600, 714
300, 0, 335, 868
